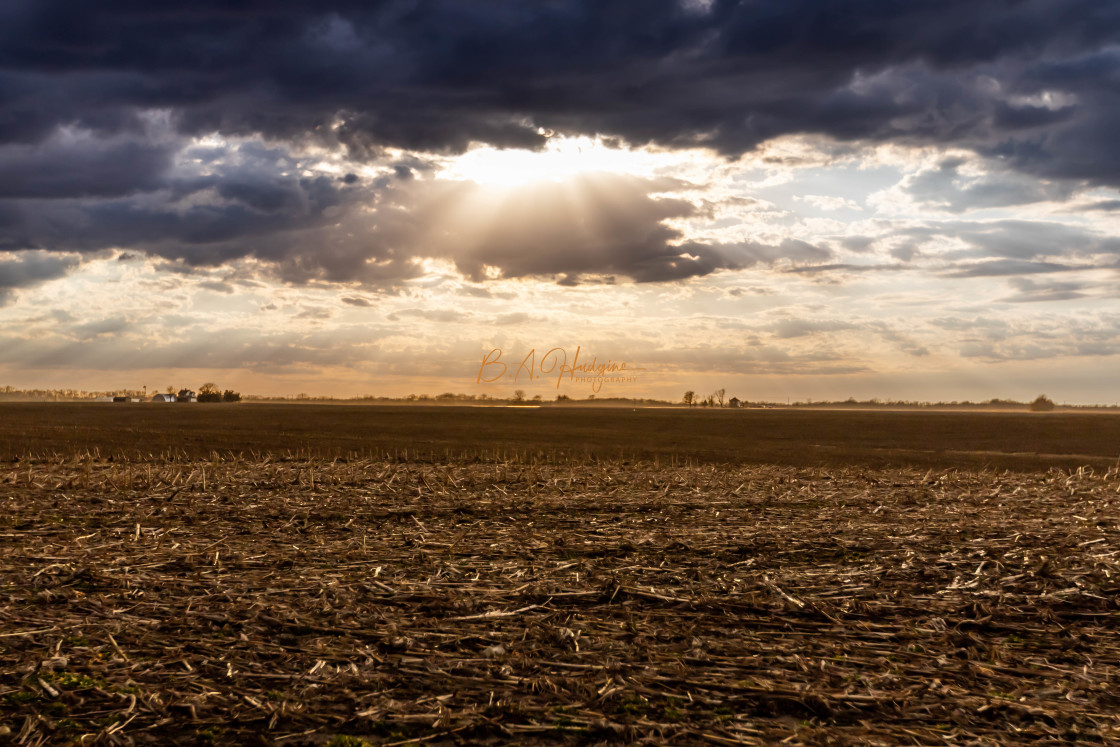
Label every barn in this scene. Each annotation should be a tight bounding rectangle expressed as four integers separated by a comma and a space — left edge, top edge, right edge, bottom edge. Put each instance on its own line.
152, 393, 176, 403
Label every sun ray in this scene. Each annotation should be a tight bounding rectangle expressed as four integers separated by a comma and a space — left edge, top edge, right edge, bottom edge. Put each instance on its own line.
442, 136, 682, 187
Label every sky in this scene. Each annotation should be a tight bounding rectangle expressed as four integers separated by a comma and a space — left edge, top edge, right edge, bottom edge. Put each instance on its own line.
1, 1, 1119, 404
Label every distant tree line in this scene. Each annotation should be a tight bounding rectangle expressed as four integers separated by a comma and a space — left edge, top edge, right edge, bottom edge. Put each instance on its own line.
682, 389, 732, 407
1029, 394, 1055, 412
196, 383, 241, 403
0, 385, 1088, 409
678, 391, 1073, 410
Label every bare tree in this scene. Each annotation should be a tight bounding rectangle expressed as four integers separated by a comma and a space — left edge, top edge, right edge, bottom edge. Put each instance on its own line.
198, 383, 221, 402
512, 389, 526, 402
1029, 394, 1055, 412
714, 388, 726, 407
683, 391, 695, 407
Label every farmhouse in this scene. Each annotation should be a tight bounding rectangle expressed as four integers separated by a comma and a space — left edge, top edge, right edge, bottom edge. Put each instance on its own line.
177, 389, 198, 403
728, 397, 741, 408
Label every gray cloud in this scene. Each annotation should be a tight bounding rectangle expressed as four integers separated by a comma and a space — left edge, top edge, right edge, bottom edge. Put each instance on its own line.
1077, 199, 1120, 212
387, 308, 468, 323
198, 280, 235, 293
71, 317, 129, 340
940, 259, 1078, 278
9, 327, 386, 373
934, 312, 1120, 361
930, 316, 1013, 340
0, 250, 80, 305
1000, 277, 1093, 303
785, 262, 907, 275
901, 157, 1079, 213
493, 312, 535, 325
770, 318, 856, 339
726, 286, 775, 297
858, 220, 1120, 269
341, 296, 373, 307
872, 324, 930, 357
295, 306, 333, 320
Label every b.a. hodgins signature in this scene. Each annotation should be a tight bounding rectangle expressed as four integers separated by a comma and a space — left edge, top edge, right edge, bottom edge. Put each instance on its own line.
477, 346, 645, 393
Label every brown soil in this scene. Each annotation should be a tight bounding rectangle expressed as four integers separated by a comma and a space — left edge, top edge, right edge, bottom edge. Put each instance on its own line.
2, 453, 1118, 744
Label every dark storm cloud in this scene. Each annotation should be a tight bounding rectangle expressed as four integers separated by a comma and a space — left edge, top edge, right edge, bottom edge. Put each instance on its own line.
989, 48, 1120, 184
0, 138, 373, 270
0, 178, 352, 256
1, 1, 1119, 172
1, 0, 1119, 286
0, 132, 175, 199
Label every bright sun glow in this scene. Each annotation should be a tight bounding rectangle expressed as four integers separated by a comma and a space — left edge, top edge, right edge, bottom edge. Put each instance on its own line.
442, 136, 673, 186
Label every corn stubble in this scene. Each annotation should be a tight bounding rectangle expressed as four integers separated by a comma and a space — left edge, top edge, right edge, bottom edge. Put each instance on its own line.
2, 453, 1119, 745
